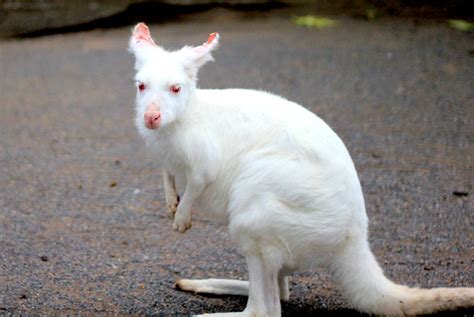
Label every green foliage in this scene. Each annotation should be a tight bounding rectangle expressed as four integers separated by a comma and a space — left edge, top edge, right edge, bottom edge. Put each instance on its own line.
292, 15, 338, 29
447, 19, 474, 32
365, 8, 377, 21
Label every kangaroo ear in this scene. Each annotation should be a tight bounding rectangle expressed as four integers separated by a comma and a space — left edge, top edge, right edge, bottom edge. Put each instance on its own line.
191, 32, 219, 67
180, 32, 220, 78
129, 23, 161, 70
129, 23, 156, 51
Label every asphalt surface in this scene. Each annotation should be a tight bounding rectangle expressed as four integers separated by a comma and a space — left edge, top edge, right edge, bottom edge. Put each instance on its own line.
0, 9, 473, 316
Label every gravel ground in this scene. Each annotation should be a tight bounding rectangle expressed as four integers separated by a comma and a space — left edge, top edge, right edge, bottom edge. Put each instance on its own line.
0, 9, 473, 316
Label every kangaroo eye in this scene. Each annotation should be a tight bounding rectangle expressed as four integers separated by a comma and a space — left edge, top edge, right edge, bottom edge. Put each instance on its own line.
170, 84, 181, 94
138, 82, 146, 92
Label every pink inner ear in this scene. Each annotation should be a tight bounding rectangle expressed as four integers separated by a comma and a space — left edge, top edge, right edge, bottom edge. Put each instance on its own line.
133, 23, 155, 46
206, 32, 218, 45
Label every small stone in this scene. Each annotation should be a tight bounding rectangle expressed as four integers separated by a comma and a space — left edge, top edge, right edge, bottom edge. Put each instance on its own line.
40, 255, 49, 262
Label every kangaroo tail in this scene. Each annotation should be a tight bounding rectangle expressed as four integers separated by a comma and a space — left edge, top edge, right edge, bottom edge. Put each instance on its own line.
329, 237, 474, 316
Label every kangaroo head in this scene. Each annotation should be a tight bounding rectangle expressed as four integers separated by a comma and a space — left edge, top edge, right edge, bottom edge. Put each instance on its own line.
129, 23, 219, 132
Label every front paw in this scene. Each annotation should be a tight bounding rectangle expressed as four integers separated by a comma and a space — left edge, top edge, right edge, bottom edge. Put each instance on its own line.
173, 212, 191, 233
166, 195, 179, 216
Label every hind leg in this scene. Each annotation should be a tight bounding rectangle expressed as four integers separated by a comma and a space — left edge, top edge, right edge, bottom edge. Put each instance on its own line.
278, 272, 290, 301
186, 254, 282, 316
186, 196, 292, 316
246, 255, 282, 316
176, 278, 249, 296
176, 274, 289, 300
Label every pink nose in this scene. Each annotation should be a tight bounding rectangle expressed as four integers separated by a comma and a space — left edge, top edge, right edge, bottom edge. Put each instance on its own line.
144, 111, 161, 129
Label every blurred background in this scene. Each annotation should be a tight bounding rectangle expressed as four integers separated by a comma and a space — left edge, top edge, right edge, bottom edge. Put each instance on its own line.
1, 0, 473, 37
0, 1, 472, 316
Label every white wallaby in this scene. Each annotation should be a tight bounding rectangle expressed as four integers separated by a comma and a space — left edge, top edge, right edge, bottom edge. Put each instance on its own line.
129, 23, 473, 316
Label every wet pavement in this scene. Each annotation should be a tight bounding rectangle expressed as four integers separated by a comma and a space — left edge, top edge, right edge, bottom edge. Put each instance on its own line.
0, 8, 473, 316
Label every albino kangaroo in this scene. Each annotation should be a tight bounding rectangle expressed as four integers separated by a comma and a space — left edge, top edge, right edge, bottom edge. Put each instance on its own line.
129, 23, 473, 316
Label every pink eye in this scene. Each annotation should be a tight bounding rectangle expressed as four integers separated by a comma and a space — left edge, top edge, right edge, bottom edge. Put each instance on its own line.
138, 82, 146, 92
170, 84, 181, 94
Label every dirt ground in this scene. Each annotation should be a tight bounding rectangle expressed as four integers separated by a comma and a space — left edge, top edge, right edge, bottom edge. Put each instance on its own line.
0, 7, 473, 316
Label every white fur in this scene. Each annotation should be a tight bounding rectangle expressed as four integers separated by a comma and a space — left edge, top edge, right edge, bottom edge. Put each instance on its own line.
129, 24, 474, 316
